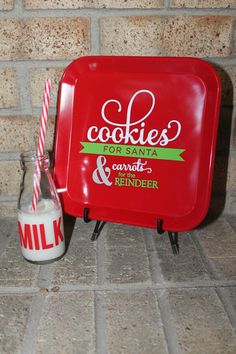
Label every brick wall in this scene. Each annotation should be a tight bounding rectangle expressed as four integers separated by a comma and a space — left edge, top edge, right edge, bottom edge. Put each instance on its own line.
0, 0, 235, 217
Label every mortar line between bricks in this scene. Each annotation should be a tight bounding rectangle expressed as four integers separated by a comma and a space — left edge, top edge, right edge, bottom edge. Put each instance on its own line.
0, 152, 20, 160
90, 15, 101, 55
191, 229, 236, 333
215, 287, 236, 332
21, 294, 45, 354
0, 195, 18, 202
226, 215, 236, 233
142, 228, 182, 354
95, 226, 108, 354
0, 60, 72, 68
228, 109, 236, 160
14, 0, 24, 15
1, 280, 236, 294
155, 289, 183, 354
191, 230, 221, 280
142, 227, 165, 284
0, 106, 57, 115
0, 58, 235, 68
96, 226, 108, 286
0, 287, 38, 295
94, 291, 108, 354
16, 64, 32, 115
21, 264, 56, 354
165, 0, 170, 8
0, 8, 235, 18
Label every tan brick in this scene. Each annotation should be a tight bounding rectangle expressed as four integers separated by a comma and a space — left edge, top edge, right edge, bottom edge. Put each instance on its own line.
0, 18, 89, 60
0, 0, 14, 10
196, 218, 236, 279
105, 291, 168, 354
153, 230, 209, 282
51, 219, 97, 286
30, 67, 64, 107
22, 17, 89, 60
0, 69, 19, 108
0, 295, 33, 353
23, 0, 163, 9
0, 224, 39, 285
168, 288, 236, 354
35, 292, 95, 354
0, 20, 21, 60
227, 154, 236, 192
0, 160, 21, 196
105, 223, 150, 284
101, 16, 235, 57
170, 0, 236, 8
0, 115, 55, 153
216, 65, 236, 105
196, 217, 236, 258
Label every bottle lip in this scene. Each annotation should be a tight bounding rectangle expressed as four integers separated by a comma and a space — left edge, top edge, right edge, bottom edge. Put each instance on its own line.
20, 150, 49, 163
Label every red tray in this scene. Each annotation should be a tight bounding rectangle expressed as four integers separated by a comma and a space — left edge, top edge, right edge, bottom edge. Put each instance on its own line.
54, 56, 221, 231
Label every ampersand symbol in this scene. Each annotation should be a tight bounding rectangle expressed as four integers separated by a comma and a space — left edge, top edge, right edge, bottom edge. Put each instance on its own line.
92, 156, 112, 186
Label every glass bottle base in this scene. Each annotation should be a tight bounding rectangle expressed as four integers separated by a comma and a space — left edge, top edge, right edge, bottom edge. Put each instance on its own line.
23, 252, 65, 265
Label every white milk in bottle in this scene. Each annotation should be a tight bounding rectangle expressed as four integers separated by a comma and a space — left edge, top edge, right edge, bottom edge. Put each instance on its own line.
18, 200, 65, 263
18, 151, 65, 264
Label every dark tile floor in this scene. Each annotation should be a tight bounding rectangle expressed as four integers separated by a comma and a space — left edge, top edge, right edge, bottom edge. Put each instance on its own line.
0, 214, 236, 354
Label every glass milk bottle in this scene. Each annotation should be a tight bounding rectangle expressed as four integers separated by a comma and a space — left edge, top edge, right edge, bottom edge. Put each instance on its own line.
18, 151, 65, 264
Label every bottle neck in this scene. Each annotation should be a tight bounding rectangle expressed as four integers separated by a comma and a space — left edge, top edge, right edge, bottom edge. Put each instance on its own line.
20, 151, 50, 171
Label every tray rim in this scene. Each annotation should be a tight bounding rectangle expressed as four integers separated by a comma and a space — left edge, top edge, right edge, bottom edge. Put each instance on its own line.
54, 55, 221, 231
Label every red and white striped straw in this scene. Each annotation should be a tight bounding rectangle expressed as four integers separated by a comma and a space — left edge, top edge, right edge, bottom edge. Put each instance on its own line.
31, 79, 51, 211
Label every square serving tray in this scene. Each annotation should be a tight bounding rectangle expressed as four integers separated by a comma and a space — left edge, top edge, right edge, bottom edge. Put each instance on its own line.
54, 56, 221, 232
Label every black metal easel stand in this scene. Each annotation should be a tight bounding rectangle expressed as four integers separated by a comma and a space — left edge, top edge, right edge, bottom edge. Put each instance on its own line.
157, 219, 179, 255
83, 208, 106, 241
83, 209, 179, 254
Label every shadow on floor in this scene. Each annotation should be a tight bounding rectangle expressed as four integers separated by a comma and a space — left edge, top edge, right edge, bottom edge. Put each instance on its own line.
63, 213, 76, 252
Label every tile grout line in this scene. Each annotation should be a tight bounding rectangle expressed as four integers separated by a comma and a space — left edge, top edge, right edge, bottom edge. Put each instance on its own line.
155, 289, 182, 354
225, 215, 236, 235
96, 224, 108, 287
20, 293, 45, 354
1, 279, 236, 294
216, 287, 236, 333
191, 230, 221, 279
142, 228, 183, 354
192, 229, 236, 332
94, 291, 108, 354
20, 263, 56, 354
142, 228, 165, 284
94, 225, 108, 354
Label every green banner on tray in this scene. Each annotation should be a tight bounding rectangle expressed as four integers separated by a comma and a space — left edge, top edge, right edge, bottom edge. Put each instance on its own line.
80, 142, 185, 161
